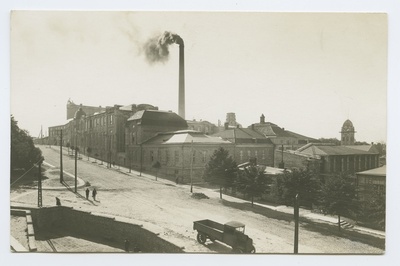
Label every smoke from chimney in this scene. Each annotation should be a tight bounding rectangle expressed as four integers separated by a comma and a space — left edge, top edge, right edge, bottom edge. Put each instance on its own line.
143, 31, 183, 64
143, 31, 185, 119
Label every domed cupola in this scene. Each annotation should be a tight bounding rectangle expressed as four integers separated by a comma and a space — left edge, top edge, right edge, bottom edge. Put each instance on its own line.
340, 119, 356, 145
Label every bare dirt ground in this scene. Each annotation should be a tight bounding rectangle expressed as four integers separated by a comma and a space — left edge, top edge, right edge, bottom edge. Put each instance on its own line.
10, 146, 384, 254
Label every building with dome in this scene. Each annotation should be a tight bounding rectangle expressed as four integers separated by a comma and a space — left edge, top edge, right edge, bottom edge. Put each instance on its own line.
340, 119, 356, 145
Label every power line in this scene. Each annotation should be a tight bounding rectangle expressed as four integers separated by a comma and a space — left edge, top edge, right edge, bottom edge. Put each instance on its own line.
10, 158, 44, 187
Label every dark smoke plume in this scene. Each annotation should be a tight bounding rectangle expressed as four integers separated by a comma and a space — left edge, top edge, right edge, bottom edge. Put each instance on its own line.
143, 31, 184, 64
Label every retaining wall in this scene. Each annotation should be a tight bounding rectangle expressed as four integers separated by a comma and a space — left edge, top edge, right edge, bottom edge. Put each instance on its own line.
27, 206, 183, 253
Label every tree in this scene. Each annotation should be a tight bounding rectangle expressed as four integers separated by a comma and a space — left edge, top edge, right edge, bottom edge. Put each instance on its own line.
318, 138, 340, 146
203, 147, 237, 199
319, 172, 358, 231
11, 116, 42, 171
274, 168, 320, 208
152, 161, 161, 181
236, 165, 269, 207
358, 187, 386, 230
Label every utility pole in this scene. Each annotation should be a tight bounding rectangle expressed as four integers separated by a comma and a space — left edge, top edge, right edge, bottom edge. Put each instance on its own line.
38, 156, 44, 207
294, 193, 299, 254
60, 130, 63, 183
74, 134, 78, 193
190, 140, 193, 193
139, 143, 143, 177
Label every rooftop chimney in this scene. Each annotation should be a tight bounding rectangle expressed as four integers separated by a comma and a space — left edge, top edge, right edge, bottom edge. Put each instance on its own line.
260, 114, 265, 124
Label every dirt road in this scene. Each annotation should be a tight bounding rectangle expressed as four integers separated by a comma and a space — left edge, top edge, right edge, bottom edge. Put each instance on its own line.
10, 146, 384, 254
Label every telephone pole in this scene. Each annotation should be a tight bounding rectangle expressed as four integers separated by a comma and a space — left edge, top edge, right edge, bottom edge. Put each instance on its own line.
294, 193, 299, 254
59, 130, 63, 183
38, 156, 44, 207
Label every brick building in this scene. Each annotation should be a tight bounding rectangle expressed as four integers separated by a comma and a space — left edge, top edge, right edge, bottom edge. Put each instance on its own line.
356, 165, 386, 202
187, 119, 219, 135
212, 125, 275, 166
249, 114, 316, 151
135, 130, 233, 183
275, 143, 380, 177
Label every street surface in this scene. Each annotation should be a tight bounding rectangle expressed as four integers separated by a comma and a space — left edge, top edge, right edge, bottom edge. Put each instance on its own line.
10, 145, 384, 254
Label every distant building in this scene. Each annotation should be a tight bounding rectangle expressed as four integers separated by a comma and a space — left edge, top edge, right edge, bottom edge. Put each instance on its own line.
249, 114, 316, 150
275, 143, 380, 176
137, 130, 233, 183
340, 119, 356, 145
212, 125, 275, 166
356, 165, 386, 202
66, 99, 105, 120
187, 119, 219, 135
224, 112, 242, 129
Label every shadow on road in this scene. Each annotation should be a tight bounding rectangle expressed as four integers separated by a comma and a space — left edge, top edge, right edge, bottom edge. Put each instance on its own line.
302, 222, 385, 250
61, 181, 96, 206
197, 240, 233, 254
221, 199, 294, 222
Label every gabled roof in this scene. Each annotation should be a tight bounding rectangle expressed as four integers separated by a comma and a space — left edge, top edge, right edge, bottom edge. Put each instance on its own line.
212, 128, 273, 144
251, 122, 315, 140
127, 110, 188, 128
297, 143, 379, 156
143, 130, 231, 145
345, 145, 378, 153
356, 165, 386, 177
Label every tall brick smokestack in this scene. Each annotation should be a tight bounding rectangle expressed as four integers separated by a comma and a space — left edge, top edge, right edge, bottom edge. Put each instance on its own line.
178, 41, 185, 119
143, 31, 185, 119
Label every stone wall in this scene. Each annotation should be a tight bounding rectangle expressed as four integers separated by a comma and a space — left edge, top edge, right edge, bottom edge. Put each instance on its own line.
30, 206, 183, 253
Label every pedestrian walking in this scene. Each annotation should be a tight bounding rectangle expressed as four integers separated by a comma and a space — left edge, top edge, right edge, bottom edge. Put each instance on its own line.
92, 188, 97, 201
124, 239, 130, 252
85, 188, 89, 199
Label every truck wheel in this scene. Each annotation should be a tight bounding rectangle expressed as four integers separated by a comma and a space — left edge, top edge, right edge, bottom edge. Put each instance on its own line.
232, 247, 244, 254
249, 245, 256, 253
197, 233, 207, 244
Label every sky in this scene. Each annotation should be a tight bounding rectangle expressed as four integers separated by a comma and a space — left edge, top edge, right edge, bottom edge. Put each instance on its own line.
10, 11, 387, 143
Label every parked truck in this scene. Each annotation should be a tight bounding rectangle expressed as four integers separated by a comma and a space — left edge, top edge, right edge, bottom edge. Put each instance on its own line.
193, 219, 256, 253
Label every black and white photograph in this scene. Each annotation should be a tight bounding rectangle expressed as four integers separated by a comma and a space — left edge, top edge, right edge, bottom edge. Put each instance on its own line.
3, 1, 400, 265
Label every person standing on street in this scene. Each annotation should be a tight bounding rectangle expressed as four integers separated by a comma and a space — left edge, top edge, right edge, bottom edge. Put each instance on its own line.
92, 188, 97, 201
85, 188, 90, 199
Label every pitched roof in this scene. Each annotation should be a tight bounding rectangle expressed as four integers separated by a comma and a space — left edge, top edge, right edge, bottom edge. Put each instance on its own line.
251, 122, 315, 140
297, 143, 379, 156
127, 110, 188, 127
356, 165, 386, 177
212, 128, 273, 144
143, 130, 231, 145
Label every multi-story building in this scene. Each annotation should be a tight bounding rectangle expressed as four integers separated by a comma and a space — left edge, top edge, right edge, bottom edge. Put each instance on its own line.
249, 114, 316, 151
187, 119, 219, 135
137, 130, 233, 183
356, 165, 386, 202
212, 125, 275, 166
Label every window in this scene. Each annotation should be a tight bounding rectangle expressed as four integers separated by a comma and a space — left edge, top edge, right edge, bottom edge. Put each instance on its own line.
110, 115, 113, 124
150, 151, 154, 162
192, 150, 196, 164
240, 151, 243, 162
202, 151, 207, 163
262, 150, 265, 160
166, 150, 170, 163
247, 150, 251, 159
174, 150, 179, 164
255, 151, 258, 159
